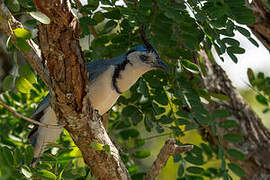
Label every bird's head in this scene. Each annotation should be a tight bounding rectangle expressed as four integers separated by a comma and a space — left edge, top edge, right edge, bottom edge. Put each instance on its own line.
125, 45, 169, 72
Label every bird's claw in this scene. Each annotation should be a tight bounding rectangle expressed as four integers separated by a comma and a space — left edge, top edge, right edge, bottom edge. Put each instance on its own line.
94, 109, 103, 121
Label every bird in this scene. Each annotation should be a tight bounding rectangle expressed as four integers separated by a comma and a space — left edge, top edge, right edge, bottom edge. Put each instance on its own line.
28, 44, 169, 166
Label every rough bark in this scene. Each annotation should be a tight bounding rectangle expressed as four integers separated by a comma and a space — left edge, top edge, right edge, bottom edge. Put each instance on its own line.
247, 0, 270, 51
199, 50, 270, 179
32, 1, 130, 179
144, 139, 193, 180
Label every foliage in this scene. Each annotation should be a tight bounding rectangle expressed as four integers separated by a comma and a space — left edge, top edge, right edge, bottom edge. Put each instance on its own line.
0, 0, 260, 179
247, 68, 270, 113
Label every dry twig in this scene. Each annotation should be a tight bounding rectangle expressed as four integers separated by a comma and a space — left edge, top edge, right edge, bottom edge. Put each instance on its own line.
144, 138, 193, 180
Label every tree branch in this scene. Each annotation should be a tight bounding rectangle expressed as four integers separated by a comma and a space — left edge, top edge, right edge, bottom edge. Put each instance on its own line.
144, 138, 193, 180
32, 0, 130, 179
0, 2, 50, 86
198, 49, 270, 179
0, 100, 64, 128
247, 0, 270, 51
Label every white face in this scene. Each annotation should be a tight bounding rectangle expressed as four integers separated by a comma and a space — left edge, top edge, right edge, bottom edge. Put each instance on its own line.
127, 51, 158, 69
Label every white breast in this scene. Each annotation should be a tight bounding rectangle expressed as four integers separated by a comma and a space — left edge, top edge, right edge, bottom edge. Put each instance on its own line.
88, 65, 120, 115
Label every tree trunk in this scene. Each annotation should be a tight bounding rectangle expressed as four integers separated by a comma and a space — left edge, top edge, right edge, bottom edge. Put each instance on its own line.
32, 1, 130, 179
247, 0, 270, 51
198, 50, 270, 179
197, 2, 270, 179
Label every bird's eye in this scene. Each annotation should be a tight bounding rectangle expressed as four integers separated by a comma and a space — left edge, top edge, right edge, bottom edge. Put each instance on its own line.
140, 55, 148, 61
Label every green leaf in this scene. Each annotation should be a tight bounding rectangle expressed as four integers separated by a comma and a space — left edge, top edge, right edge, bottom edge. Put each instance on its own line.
2, 75, 14, 91
80, 16, 97, 26
80, 3, 99, 12
134, 139, 145, 148
15, 38, 31, 52
227, 46, 245, 54
159, 115, 173, 124
176, 118, 189, 125
256, 94, 268, 106
39, 170, 57, 180
263, 108, 270, 114
181, 34, 199, 50
212, 109, 229, 118
139, 80, 149, 97
223, 133, 243, 143
248, 37, 259, 47
13, 28, 31, 39
228, 163, 245, 177
90, 142, 103, 151
14, 148, 22, 165
227, 149, 245, 160
104, 9, 121, 20
122, 105, 143, 125
216, 39, 226, 54
211, 93, 230, 101
103, 20, 117, 34
200, 143, 212, 158
152, 102, 165, 115
119, 129, 139, 139
232, 7, 255, 25
140, 0, 152, 8
7, 0, 20, 12
186, 166, 204, 174
218, 120, 238, 129
227, 51, 238, 63
103, 144, 110, 155
181, 59, 200, 74
131, 173, 146, 180
19, 65, 36, 84
193, 113, 210, 126
58, 169, 64, 180
15, 77, 33, 93
236, 26, 250, 37
133, 150, 151, 159
128, 165, 139, 175
38, 162, 53, 170
30, 11, 51, 24
156, 124, 165, 133
24, 146, 34, 164
2, 147, 14, 166
144, 116, 153, 132
222, 38, 240, 47
178, 164, 184, 177
185, 154, 204, 165
247, 68, 255, 85
154, 92, 168, 105
93, 11, 105, 23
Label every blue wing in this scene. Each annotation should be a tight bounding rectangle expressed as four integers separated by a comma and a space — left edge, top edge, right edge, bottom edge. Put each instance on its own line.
86, 55, 125, 82
28, 57, 124, 143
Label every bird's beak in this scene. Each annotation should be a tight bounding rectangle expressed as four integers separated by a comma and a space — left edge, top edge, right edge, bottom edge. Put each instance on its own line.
154, 59, 169, 72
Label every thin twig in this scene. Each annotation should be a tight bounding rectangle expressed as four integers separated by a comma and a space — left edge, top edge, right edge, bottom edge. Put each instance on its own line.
0, 101, 64, 129
141, 132, 173, 141
144, 138, 193, 180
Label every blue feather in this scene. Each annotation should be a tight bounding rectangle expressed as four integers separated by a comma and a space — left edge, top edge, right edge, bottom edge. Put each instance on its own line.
28, 45, 147, 144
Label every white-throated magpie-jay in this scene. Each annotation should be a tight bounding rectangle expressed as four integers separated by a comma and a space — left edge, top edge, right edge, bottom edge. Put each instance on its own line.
28, 44, 168, 166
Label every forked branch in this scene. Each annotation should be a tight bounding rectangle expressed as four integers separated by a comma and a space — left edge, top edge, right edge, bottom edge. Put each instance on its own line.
144, 138, 193, 180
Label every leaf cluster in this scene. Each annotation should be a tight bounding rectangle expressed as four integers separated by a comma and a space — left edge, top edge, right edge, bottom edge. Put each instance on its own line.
0, 0, 258, 179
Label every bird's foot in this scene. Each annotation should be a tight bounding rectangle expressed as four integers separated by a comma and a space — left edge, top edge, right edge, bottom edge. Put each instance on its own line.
94, 109, 103, 121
